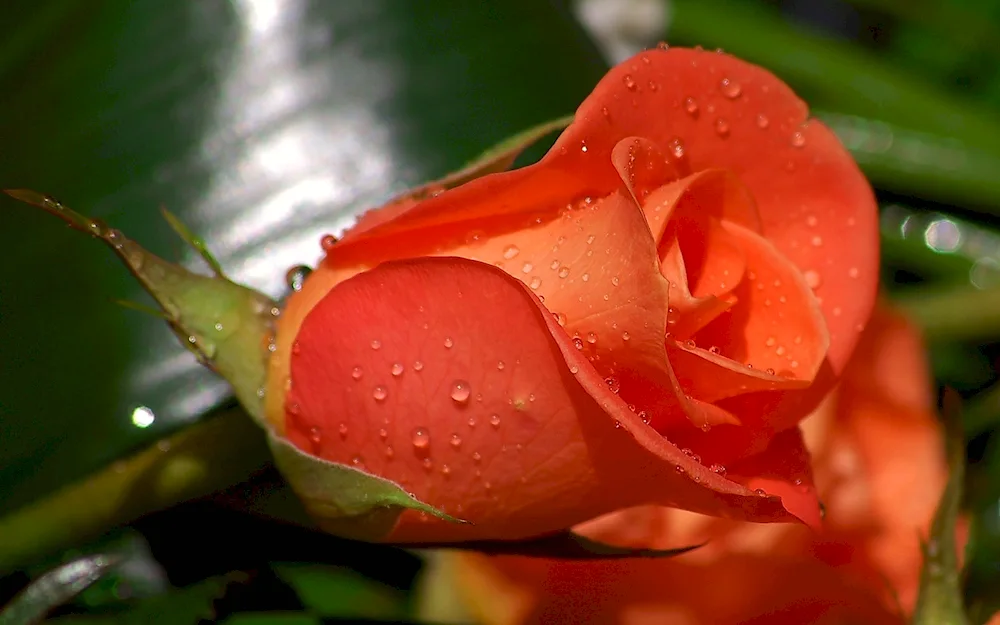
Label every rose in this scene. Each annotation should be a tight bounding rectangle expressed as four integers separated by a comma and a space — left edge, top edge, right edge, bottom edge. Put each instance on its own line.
264, 46, 878, 542
426, 307, 947, 624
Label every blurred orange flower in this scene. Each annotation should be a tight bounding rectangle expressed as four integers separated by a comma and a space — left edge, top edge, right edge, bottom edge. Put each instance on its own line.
445, 305, 946, 624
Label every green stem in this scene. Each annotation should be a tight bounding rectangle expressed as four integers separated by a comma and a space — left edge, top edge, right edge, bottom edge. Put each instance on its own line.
0, 409, 270, 574
893, 284, 1000, 343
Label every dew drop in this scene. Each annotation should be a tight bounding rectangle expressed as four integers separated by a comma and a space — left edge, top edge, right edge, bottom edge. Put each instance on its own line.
848, 267, 859, 279
684, 97, 699, 116
709, 464, 727, 477
529, 276, 542, 290
586, 332, 598, 344
572, 337, 584, 350
422, 458, 433, 470
756, 114, 769, 129
450, 380, 471, 404
308, 427, 322, 444
489, 414, 501, 427
675, 465, 686, 475
338, 422, 348, 437
441, 464, 451, 476
550, 259, 560, 270
622, 330, 630, 341
372, 385, 388, 402
285, 265, 312, 292
605, 376, 620, 394
370, 339, 382, 350
472, 451, 482, 463
765, 368, 776, 375
450, 433, 462, 448
570, 365, 580, 374
810, 235, 823, 247
413, 360, 424, 372
391, 363, 404, 376
684, 339, 696, 349
714, 118, 730, 137
791, 131, 806, 148
521, 262, 534, 273
581, 273, 590, 282
708, 345, 720, 354
623, 74, 637, 91
503, 245, 520, 259
754, 488, 767, 496
412, 427, 430, 449
580, 141, 589, 153
611, 276, 620, 287
497, 360, 505, 371
444, 337, 454, 349
320, 234, 338, 251
719, 77, 742, 99
378, 428, 388, 440
558, 267, 570, 279
803, 270, 821, 289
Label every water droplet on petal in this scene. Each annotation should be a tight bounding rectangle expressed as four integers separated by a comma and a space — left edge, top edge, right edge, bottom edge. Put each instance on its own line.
684, 97, 699, 116
581, 273, 590, 282
709, 464, 727, 477
391, 363, 404, 376
803, 270, 821, 289
285, 265, 312, 292
385, 445, 394, 458
308, 427, 322, 444
811, 235, 823, 247
529, 276, 542, 290
450, 380, 471, 404
444, 337, 454, 349
413, 360, 424, 372
848, 267, 859, 279
586, 332, 598, 344
521, 262, 533, 273
719, 77, 741, 99
412, 427, 430, 449
622, 331, 630, 341
605, 376, 620, 394
489, 414, 501, 427
338, 423, 348, 437
497, 360, 505, 371
503, 245, 520, 259
714, 118, 730, 137
766, 368, 776, 375
558, 267, 570, 279
754, 488, 767, 496
791, 131, 806, 148
450, 433, 462, 448
756, 114, 769, 129
572, 337, 584, 350
370, 339, 382, 350
321, 234, 338, 251
623, 74, 637, 91
570, 365, 580, 374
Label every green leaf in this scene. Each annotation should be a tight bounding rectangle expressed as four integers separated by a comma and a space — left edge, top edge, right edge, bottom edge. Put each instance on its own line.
0, 554, 121, 625
3, 190, 276, 427
913, 390, 971, 625
267, 434, 467, 541
46, 574, 242, 625
0, 408, 269, 574
666, 0, 1000, 156
893, 283, 1000, 343
415, 533, 703, 560
0, 0, 608, 524
272, 564, 407, 620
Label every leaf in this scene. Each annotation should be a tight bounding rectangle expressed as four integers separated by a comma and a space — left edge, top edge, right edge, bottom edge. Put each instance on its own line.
0, 554, 121, 625
3, 190, 276, 427
913, 389, 971, 625
272, 564, 407, 620
385, 115, 574, 206
0, 408, 269, 574
267, 434, 467, 542
666, 0, 1000, 154
0, 0, 609, 523
416, 533, 703, 560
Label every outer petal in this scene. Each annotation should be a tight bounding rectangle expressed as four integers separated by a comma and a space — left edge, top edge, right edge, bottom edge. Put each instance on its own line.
322, 49, 877, 382
284, 257, 805, 542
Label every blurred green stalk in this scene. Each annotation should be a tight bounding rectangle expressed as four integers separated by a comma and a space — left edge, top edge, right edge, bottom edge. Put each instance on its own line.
0, 409, 270, 574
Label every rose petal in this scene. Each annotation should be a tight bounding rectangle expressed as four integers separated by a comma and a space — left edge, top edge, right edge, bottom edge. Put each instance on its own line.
694, 220, 829, 382
285, 257, 802, 542
726, 426, 822, 530
667, 342, 810, 404
547, 47, 878, 376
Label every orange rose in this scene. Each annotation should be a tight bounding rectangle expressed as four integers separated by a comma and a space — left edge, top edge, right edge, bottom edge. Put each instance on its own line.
438, 306, 945, 624
265, 46, 878, 542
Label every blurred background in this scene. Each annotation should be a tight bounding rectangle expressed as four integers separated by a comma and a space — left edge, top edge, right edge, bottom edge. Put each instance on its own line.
1, 0, 1000, 622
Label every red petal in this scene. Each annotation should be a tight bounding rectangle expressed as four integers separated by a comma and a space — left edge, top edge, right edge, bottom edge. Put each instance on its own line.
548, 47, 878, 376
667, 341, 810, 404
285, 258, 801, 542
726, 426, 822, 530
694, 221, 829, 382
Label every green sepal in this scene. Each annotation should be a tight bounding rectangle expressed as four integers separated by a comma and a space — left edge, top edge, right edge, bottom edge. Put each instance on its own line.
913, 389, 971, 625
417, 533, 703, 560
0, 554, 122, 625
267, 434, 468, 541
3, 189, 277, 427
384, 115, 572, 204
